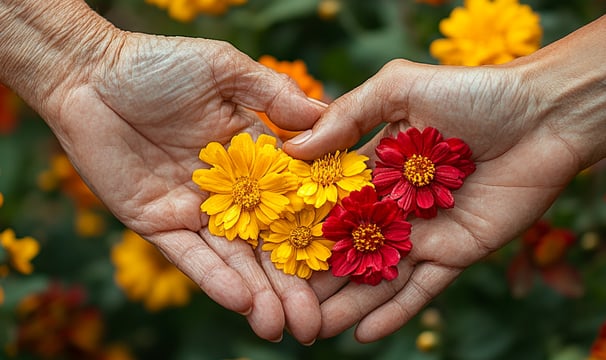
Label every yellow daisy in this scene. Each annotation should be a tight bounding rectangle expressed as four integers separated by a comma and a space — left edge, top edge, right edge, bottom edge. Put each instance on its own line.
261, 204, 334, 279
0, 229, 39, 275
430, 0, 542, 66
111, 230, 197, 311
193, 133, 299, 247
289, 150, 373, 208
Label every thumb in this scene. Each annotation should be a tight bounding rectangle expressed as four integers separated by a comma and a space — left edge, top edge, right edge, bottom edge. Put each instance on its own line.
283, 59, 422, 160
221, 48, 326, 133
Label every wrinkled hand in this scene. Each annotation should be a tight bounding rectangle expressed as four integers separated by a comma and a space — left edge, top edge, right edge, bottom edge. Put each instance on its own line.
48, 31, 325, 343
285, 58, 588, 342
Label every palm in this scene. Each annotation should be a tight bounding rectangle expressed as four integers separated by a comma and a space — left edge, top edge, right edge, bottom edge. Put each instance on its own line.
305, 61, 580, 342
50, 33, 323, 343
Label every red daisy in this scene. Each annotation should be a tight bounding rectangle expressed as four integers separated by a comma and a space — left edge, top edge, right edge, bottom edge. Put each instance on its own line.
372, 127, 475, 219
589, 322, 606, 360
322, 186, 412, 285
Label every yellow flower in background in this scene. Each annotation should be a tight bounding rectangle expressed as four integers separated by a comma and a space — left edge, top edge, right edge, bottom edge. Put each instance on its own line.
430, 0, 542, 66
289, 150, 373, 208
261, 204, 334, 279
0, 229, 39, 275
146, 0, 247, 22
193, 133, 298, 247
111, 230, 196, 312
256, 55, 325, 140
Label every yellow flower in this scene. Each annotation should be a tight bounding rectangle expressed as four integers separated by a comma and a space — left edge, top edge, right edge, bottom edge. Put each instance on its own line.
146, 0, 247, 22
261, 204, 334, 279
193, 133, 298, 247
111, 230, 196, 311
289, 150, 373, 208
256, 55, 324, 140
430, 0, 542, 66
0, 192, 3, 207
0, 229, 39, 275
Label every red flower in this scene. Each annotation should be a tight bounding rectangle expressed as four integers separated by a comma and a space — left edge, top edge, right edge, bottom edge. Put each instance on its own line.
0, 84, 20, 134
372, 127, 475, 218
322, 186, 412, 285
14, 283, 105, 359
507, 220, 584, 298
589, 322, 606, 360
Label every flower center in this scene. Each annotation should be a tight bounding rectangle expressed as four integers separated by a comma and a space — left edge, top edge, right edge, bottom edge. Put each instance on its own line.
232, 176, 261, 211
404, 154, 435, 187
289, 226, 312, 249
310, 152, 343, 186
352, 223, 385, 253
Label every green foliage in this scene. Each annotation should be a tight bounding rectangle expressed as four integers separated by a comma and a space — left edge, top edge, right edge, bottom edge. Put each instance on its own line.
2, 0, 606, 359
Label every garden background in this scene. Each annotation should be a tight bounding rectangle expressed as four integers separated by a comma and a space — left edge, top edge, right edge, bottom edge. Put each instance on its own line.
1, 0, 606, 359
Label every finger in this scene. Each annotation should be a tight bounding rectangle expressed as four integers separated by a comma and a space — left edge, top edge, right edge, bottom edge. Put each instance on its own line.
198, 228, 286, 342
354, 263, 461, 343
317, 258, 416, 339
308, 270, 349, 302
149, 230, 253, 314
257, 249, 321, 345
284, 59, 421, 160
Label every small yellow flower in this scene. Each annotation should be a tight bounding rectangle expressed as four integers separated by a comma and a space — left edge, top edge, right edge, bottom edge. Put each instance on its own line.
146, 0, 247, 22
193, 133, 298, 247
430, 0, 542, 66
0, 192, 4, 207
289, 150, 373, 208
75, 210, 106, 238
261, 204, 334, 279
0, 229, 39, 275
111, 230, 196, 311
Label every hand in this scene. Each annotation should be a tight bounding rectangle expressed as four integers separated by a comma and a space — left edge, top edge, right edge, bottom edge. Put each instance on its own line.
41, 31, 325, 342
285, 15, 606, 341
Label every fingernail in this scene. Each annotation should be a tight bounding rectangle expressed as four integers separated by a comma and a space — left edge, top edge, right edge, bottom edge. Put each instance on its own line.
307, 97, 328, 108
302, 339, 316, 346
288, 130, 312, 145
269, 333, 284, 343
238, 307, 252, 316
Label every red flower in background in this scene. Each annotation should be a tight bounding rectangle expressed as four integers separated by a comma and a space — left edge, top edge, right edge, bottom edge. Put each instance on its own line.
323, 186, 412, 285
589, 322, 606, 360
13, 283, 103, 359
11, 282, 134, 360
507, 220, 584, 298
372, 127, 475, 219
0, 84, 20, 134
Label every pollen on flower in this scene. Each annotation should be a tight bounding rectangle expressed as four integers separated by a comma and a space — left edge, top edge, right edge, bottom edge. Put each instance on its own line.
311, 152, 343, 186
232, 176, 261, 211
352, 223, 385, 253
289, 226, 312, 248
404, 154, 436, 187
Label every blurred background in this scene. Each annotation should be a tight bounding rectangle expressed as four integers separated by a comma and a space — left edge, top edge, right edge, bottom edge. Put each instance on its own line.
1, 0, 606, 359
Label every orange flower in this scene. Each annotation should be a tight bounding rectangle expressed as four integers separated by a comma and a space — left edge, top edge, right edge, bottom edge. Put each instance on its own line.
38, 153, 103, 210
38, 153, 107, 237
507, 220, 583, 298
589, 322, 606, 360
257, 55, 324, 140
